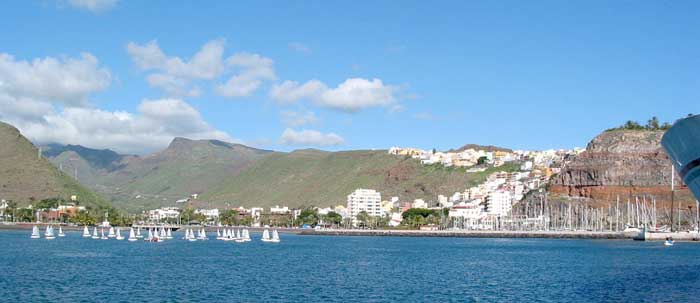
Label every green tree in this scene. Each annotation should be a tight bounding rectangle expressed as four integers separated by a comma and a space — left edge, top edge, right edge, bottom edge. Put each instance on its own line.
356, 211, 370, 228
323, 211, 343, 226
298, 208, 319, 226
402, 208, 438, 228
477, 156, 488, 165
36, 198, 62, 210
220, 209, 240, 226
646, 116, 660, 130
17, 208, 35, 222
181, 208, 195, 224
69, 210, 97, 226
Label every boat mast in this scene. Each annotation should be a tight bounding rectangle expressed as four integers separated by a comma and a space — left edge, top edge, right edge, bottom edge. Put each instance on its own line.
671, 165, 675, 232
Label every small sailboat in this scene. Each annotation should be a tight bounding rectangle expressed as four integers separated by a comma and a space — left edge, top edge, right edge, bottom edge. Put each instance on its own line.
216, 229, 222, 240
166, 228, 173, 239
136, 227, 143, 238
58, 226, 65, 237
108, 227, 116, 238
270, 230, 280, 243
115, 228, 124, 240
145, 228, 153, 241
243, 229, 251, 242
128, 228, 138, 242
261, 229, 272, 242
45, 226, 56, 240
92, 227, 99, 239
188, 229, 197, 242
31, 226, 41, 239
100, 228, 108, 240
82, 226, 91, 237
198, 228, 208, 240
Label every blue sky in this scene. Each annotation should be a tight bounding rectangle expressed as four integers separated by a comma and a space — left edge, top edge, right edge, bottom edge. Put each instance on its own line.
0, 1, 698, 154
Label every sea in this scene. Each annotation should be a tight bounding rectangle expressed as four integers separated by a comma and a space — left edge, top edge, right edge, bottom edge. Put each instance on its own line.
1, 230, 699, 302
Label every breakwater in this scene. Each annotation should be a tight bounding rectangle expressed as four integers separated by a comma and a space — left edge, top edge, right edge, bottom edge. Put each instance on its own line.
300, 229, 634, 239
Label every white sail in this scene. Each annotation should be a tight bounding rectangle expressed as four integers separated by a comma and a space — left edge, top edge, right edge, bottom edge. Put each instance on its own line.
82, 226, 90, 237
271, 230, 280, 242
216, 229, 221, 239
261, 229, 271, 241
100, 228, 108, 240
31, 226, 40, 239
136, 227, 143, 238
108, 227, 116, 238
188, 228, 197, 241
146, 228, 153, 241
116, 228, 124, 240
167, 228, 172, 239
58, 226, 65, 237
45, 226, 55, 240
128, 228, 137, 241
92, 227, 99, 239
200, 228, 207, 240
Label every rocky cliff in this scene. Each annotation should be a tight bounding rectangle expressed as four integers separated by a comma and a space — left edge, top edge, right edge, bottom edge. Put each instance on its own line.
551, 130, 692, 203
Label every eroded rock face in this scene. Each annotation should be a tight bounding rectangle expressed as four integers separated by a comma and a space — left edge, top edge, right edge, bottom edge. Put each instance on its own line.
552, 130, 676, 198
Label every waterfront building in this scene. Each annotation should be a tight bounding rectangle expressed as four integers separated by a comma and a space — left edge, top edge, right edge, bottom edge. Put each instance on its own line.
270, 205, 290, 214
347, 189, 382, 225
486, 190, 512, 216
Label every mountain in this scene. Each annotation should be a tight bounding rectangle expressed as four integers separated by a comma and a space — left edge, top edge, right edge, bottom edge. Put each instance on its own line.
201, 149, 519, 208
45, 137, 273, 211
43, 138, 519, 211
550, 129, 694, 205
0, 121, 110, 208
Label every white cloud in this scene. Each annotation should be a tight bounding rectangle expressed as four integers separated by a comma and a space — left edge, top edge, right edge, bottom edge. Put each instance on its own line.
0, 52, 232, 154
279, 128, 344, 146
66, 0, 118, 12
270, 78, 397, 112
7, 98, 233, 155
214, 53, 276, 97
288, 42, 311, 54
0, 53, 111, 107
127, 40, 275, 98
280, 110, 318, 127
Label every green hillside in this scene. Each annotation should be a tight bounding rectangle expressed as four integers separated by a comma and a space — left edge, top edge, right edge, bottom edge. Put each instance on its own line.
89, 138, 272, 211
201, 149, 520, 208
0, 121, 110, 209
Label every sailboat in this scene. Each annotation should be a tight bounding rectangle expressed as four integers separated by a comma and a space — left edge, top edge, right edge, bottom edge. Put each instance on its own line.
128, 228, 138, 242
198, 228, 208, 240
216, 229, 222, 240
58, 226, 65, 237
31, 226, 41, 239
100, 228, 108, 240
136, 227, 143, 238
261, 229, 272, 242
45, 226, 56, 240
270, 230, 280, 243
166, 228, 173, 239
188, 229, 197, 242
92, 227, 99, 239
108, 227, 116, 238
82, 226, 91, 238
159, 227, 167, 239
146, 228, 153, 241
115, 228, 124, 240
243, 229, 251, 242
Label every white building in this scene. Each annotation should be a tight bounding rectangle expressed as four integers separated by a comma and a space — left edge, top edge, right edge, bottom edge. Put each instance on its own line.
487, 190, 512, 216
146, 207, 181, 221
412, 199, 428, 209
195, 208, 220, 221
347, 189, 383, 225
270, 205, 290, 214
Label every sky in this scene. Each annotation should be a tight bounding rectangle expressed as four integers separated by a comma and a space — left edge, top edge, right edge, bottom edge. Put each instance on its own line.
0, 1, 699, 154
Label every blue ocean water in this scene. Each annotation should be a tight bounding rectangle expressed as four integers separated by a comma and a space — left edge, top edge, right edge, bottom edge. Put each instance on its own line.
1, 230, 699, 302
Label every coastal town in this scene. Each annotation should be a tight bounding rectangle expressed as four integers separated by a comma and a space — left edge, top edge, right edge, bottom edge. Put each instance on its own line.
1, 146, 585, 232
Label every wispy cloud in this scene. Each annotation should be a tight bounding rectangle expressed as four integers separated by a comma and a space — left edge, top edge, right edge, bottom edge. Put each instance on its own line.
65, 0, 118, 13
279, 128, 344, 146
288, 42, 311, 54
280, 110, 319, 127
